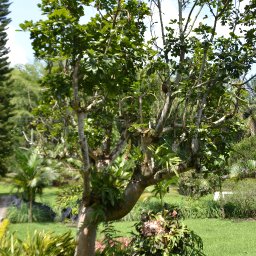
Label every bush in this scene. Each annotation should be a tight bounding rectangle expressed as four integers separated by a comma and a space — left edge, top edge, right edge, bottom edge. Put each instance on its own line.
229, 136, 256, 165
178, 171, 219, 197
0, 231, 75, 255
122, 196, 223, 222
130, 210, 205, 256
7, 202, 56, 223
56, 185, 83, 216
96, 223, 130, 256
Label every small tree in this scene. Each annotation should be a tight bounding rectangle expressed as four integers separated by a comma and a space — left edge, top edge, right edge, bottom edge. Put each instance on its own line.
21, 0, 256, 255
10, 148, 57, 222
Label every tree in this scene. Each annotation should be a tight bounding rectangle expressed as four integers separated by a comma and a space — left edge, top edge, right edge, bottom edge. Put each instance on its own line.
10, 62, 44, 147
10, 148, 57, 222
21, 0, 256, 255
0, 0, 12, 176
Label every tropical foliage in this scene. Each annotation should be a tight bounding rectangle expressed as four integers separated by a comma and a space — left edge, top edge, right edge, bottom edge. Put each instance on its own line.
0, 231, 75, 256
131, 210, 205, 256
17, 0, 256, 254
9, 148, 57, 222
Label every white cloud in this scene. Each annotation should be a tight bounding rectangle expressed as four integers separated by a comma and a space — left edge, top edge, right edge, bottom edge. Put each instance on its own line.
7, 25, 29, 66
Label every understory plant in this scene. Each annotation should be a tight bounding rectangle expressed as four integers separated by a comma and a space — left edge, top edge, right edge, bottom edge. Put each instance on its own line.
178, 170, 219, 197
96, 222, 130, 256
0, 231, 75, 255
130, 210, 205, 256
7, 202, 56, 223
0, 219, 9, 239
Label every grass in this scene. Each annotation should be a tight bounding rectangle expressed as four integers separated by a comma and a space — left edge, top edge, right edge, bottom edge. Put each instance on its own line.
8, 219, 256, 255
110, 219, 256, 256
8, 222, 77, 239
184, 219, 256, 256
0, 181, 14, 195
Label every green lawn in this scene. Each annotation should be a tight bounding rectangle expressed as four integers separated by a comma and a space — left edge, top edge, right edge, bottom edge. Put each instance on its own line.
8, 219, 256, 256
0, 181, 14, 195
8, 222, 77, 240
184, 219, 256, 256
110, 219, 256, 256
2, 182, 256, 255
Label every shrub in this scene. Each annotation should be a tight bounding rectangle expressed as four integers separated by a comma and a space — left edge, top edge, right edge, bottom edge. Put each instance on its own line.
96, 222, 130, 256
229, 136, 256, 165
56, 185, 83, 216
7, 202, 56, 223
178, 170, 219, 197
0, 231, 75, 255
122, 196, 223, 222
130, 210, 205, 256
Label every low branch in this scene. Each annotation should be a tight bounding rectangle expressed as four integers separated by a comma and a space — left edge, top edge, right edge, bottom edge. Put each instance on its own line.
105, 162, 188, 221
105, 166, 147, 221
109, 130, 129, 163
212, 113, 233, 126
232, 74, 256, 87
86, 98, 104, 112
145, 162, 188, 186
162, 123, 183, 133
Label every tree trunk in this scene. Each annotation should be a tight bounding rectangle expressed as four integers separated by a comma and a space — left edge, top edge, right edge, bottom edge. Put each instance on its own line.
75, 207, 97, 256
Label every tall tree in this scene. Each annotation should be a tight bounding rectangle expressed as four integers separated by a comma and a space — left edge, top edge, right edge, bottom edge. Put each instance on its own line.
0, 0, 12, 176
21, 0, 256, 255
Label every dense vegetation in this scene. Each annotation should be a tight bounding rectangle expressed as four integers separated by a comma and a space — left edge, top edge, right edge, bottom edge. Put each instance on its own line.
0, 0, 256, 255
0, 0, 13, 175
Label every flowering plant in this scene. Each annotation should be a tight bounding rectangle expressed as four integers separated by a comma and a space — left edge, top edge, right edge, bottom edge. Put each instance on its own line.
131, 210, 205, 256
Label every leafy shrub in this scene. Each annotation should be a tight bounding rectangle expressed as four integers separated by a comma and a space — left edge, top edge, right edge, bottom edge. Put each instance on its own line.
7, 202, 56, 223
122, 196, 223, 222
228, 136, 256, 178
130, 210, 205, 256
0, 231, 75, 255
56, 185, 83, 216
178, 170, 219, 197
96, 223, 130, 256
229, 136, 256, 165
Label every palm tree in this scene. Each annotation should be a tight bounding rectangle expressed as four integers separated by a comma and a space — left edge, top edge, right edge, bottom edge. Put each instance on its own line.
10, 148, 57, 222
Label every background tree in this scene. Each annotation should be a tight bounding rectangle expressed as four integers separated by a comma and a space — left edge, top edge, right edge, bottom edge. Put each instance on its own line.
21, 0, 256, 255
10, 62, 44, 147
9, 148, 57, 222
0, 0, 13, 176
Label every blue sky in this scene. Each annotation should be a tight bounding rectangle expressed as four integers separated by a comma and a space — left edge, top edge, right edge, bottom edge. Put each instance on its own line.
7, 0, 41, 65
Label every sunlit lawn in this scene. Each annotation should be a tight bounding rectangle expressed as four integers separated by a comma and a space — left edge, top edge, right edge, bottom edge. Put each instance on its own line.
184, 219, 256, 256
8, 222, 77, 240
8, 219, 256, 256
0, 181, 14, 195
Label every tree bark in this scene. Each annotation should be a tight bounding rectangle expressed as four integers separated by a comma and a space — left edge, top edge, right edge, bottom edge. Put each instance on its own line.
75, 206, 98, 256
